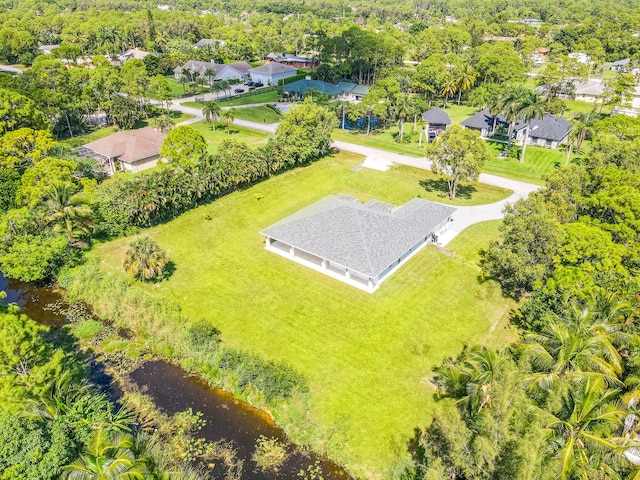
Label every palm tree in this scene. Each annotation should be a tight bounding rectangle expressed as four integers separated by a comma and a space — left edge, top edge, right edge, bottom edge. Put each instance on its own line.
441, 79, 457, 107
202, 101, 221, 130
152, 114, 175, 133
220, 80, 231, 98
523, 306, 625, 392
454, 63, 477, 106
123, 236, 169, 281
417, 117, 426, 146
177, 72, 190, 96
516, 93, 546, 163
393, 94, 410, 142
203, 66, 216, 87
44, 183, 94, 244
222, 108, 236, 134
497, 85, 531, 148
61, 430, 148, 480
543, 378, 625, 480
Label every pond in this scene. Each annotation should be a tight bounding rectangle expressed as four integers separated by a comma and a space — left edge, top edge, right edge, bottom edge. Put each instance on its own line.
0, 272, 352, 480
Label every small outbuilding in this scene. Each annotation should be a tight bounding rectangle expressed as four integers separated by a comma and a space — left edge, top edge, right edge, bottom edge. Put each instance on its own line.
610, 58, 631, 72
260, 195, 456, 292
421, 107, 452, 142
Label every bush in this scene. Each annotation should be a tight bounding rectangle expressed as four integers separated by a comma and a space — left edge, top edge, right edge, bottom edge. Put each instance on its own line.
252, 436, 288, 472
123, 236, 169, 281
219, 350, 307, 402
186, 321, 221, 352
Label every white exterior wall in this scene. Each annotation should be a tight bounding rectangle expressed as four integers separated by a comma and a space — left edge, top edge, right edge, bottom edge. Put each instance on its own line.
124, 155, 159, 173
250, 70, 296, 85
215, 66, 247, 82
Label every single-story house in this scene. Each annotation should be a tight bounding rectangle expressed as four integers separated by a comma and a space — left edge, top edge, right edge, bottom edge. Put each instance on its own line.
283, 79, 341, 99
284, 79, 369, 103
513, 114, 573, 149
461, 109, 572, 149
117, 48, 151, 64
568, 52, 591, 65
531, 47, 550, 65
535, 80, 605, 102
266, 52, 318, 68
574, 80, 605, 102
260, 194, 456, 292
336, 81, 369, 103
249, 62, 297, 85
174, 60, 251, 83
610, 58, 631, 71
194, 38, 226, 49
78, 127, 166, 174
421, 107, 452, 142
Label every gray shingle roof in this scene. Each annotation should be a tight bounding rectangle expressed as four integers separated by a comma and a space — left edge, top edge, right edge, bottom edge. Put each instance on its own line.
261, 196, 455, 278
526, 114, 572, 141
460, 108, 508, 130
422, 107, 452, 124
250, 62, 298, 75
336, 81, 369, 95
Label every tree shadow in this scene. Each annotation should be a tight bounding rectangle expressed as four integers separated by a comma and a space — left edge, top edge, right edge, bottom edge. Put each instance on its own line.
419, 179, 477, 200
161, 261, 176, 281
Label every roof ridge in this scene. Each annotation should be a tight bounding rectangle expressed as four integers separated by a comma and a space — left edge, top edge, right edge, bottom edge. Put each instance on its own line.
353, 207, 376, 278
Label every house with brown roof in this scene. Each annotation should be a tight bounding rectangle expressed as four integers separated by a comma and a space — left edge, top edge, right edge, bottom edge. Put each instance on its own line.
78, 127, 166, 174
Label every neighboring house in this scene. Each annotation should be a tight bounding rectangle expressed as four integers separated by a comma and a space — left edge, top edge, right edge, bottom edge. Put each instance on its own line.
460, 108, 509, 137
194, 38, 226, 49
78, 127, 166, 174
284, 79, 369, 103
610, 58, 631, 71
38, 44, 59, 55
117, 48, 151, 64
460, 109, 572, 149
174, 60, 252, 83
266, 52, 318, 68
574, 80, 605, 102
336, 82, 369, 103
531, 47, 550, 65
260, 194, 455, 293
514, 114, 573, 149
568, 52, 591, 65
249, 62, 297, 85
421, 107, 452, 142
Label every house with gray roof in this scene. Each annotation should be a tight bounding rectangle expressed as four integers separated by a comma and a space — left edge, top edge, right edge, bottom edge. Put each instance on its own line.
194, 38, 226, 49
266, 52, 318, 68
249, 62, 298, 85
421, 108, 452, 142
611, 58, 631, 72
461, 109, 572, 149
174, 60, 251, 83
260, 195, 455, 292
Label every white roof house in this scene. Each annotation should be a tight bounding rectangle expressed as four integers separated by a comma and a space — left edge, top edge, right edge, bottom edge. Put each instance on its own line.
174, 60, 251, 83
249, 62, 297, 85
261, 195, 455, 292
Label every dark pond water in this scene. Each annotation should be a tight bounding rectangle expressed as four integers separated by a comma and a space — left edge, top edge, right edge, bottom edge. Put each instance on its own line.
0, 273, 352, 480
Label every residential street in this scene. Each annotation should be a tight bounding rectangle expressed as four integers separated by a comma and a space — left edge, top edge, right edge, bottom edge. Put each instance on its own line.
170, 99, 541, 245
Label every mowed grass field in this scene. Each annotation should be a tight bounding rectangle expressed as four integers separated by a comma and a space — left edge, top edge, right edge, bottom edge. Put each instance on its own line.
188, 120, 271, 154
94, 152, 517, 477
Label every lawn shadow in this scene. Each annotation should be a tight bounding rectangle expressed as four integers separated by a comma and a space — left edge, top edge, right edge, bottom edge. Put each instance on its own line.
161, 261, 176, 281
419, 179, 476, 200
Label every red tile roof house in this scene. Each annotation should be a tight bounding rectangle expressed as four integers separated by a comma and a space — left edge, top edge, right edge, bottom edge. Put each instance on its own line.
266, 52, 319, 68
78, 127, 166, 174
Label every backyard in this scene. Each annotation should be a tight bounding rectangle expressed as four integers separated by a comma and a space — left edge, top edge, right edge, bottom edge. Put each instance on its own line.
94, 151, 516, 477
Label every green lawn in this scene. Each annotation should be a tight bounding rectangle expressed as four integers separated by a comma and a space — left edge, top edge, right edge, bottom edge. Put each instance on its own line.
333, 126, 428, 157
188, 120, 271, 154
483, 141, 567, 184
232, 106, 282, 124
217, 89, 279, 106
441, 104, 478, 124
94, 152, 516, 477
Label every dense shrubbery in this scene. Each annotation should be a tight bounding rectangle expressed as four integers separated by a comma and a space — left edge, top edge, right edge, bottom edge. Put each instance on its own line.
220, 350, 308, 402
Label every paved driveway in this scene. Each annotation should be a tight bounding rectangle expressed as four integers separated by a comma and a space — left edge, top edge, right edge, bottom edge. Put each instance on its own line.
166, 105, 541, 245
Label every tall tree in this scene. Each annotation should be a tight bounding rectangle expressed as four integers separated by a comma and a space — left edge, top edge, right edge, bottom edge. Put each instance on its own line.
202, 101, 221, 130
426, 125, 491, 199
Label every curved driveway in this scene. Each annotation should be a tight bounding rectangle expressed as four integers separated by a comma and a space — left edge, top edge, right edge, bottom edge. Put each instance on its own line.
170, 99, 541, 246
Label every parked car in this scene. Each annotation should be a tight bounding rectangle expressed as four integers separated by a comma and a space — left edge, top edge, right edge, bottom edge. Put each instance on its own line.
234, 88, 244, 94
245, 81, 255, 87
254, 82, 264, 87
